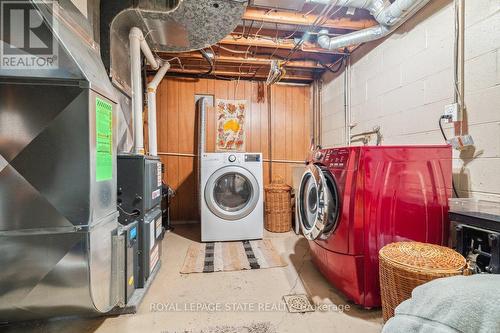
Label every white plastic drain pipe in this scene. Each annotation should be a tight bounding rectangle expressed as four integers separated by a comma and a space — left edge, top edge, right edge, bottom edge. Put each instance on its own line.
129, 27, 160, 154
147, 61, 170, 156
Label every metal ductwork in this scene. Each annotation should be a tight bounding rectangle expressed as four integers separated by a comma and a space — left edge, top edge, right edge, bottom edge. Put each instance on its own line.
100, 0, 246, 153
0, 0, 118, 321
197, 98, 208, 217
310, 0, 431, 50
101, 0, 247, 95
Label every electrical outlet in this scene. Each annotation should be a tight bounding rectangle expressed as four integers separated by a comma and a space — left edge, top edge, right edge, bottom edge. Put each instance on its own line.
444, 103, 461, 122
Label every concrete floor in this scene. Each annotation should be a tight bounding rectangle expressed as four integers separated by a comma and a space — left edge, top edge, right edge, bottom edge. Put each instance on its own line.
4, 225, 383, 333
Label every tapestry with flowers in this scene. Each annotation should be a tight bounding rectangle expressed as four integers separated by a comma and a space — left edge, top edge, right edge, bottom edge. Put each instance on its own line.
215, 99, 246, 152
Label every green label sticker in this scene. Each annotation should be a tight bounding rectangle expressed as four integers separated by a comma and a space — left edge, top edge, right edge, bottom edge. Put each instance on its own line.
96, 97, 113, 181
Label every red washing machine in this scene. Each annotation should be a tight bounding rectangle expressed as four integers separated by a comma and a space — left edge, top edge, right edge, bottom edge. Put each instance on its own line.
297, 145, 452, 308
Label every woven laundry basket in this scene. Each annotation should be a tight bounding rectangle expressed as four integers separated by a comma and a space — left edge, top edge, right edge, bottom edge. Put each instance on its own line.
379, 241, 466, 322
264, 177, 292, 233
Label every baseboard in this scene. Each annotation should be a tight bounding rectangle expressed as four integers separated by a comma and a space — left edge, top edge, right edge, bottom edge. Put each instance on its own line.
171, 220, 200, 225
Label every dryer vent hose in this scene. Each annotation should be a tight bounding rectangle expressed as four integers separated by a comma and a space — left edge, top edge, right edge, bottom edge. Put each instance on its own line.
197, 98, 207, 215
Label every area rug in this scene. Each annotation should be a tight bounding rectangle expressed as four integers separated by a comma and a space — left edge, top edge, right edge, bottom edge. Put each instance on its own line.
165, 322, 276, 333
180, 240, 287, 274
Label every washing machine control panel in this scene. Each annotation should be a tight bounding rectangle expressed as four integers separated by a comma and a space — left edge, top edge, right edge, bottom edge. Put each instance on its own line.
323, 148, 350, 169
244, 154, 261, 162
228, 154, 237, 162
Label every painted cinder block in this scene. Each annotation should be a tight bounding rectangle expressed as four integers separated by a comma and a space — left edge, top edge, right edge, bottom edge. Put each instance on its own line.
465, 85, 500, 125
465, 14, 500, 60
465, 50, 499, 93
423, 68, 454, 105
320, 0, 500, 198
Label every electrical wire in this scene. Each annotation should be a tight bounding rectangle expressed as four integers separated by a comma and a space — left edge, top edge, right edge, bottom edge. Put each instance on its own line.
235, 15, 268, 82
251, 2, 340, 82
209, 45, 218, 72
117, 204, 140, 217
161, 56, 184, 70
439, 115, 460, 198
282, 0, 342, 66
303, 3, 320, 16
234, 19, 246, 40
245, 19, 254, 39
214, 44, 251, 54
321, 53, 348, 73
255, 1, 343, 83
438, 115, 450, 141
288, 247, 311, 294
199, 49, 214, 76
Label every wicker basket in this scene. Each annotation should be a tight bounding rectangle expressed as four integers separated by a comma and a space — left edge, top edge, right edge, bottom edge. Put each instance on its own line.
379, 241, 466, 322
264, 177, 292, 233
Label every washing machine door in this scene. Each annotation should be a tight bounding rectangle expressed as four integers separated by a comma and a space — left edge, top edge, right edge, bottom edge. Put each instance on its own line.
205, 165, 260, 221
298, 164, 340, 240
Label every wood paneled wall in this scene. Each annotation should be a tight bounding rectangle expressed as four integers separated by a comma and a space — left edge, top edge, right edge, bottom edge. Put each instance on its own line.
152, 77, 311, 222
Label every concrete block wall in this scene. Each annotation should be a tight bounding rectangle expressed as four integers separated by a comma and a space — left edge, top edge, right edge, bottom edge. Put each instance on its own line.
321, 0, 500, 201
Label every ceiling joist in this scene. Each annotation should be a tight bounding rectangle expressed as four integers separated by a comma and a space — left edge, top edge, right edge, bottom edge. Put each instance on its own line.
158, 5, 369, 82
158, 52, 325, 69
166, 68, 314, 81
242, 7, 376, 31
220, 36, 348, 54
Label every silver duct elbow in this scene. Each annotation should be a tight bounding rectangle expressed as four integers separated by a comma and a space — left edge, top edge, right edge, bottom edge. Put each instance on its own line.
379, 0, 428, 26
318, 26, 389, 50
314, 0, 430, 51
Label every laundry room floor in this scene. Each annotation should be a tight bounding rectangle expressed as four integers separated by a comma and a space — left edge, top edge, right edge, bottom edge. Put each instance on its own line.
6, 225, 383, 333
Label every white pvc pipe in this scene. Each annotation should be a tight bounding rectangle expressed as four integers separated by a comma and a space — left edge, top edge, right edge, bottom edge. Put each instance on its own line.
129, 27, 160, 155
130, 27, 160, 70
147, 61, 170, 156
344, 56, 351, 146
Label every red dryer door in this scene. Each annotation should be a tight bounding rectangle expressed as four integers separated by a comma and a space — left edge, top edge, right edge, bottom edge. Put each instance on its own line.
298, 164, 341, 241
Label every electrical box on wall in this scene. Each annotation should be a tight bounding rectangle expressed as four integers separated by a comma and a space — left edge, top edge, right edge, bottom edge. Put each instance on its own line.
448, 135, 475, 151
444, 103, 461, 122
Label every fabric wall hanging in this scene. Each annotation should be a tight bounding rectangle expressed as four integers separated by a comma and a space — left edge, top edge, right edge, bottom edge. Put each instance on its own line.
216, 99, 246, 152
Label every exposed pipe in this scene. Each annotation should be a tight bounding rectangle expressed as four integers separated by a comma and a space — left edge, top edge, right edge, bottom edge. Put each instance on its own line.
130, 27, 160, 70
267, 85, 273, 181
198, 98, 207, 157
147, 61, 170, 156
312, 0, 431, 50
318, 25, 390, 50
129, 27, 160, 154
312, 80, 323, 147
454, 0, 465, 129
344, 56, 352, 146
157, 152, 305, 164
197, 97, 207, 216
318, 80, 323, 147
351, 126, 383, 145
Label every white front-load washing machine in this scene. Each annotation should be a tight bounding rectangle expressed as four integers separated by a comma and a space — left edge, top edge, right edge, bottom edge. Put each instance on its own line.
201, 152, 263, 242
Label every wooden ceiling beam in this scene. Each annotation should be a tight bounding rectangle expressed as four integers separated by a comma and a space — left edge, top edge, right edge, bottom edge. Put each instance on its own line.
157, 52, 324, 69
242, 7, 376, 31
166, 68, 314, 81
219, 36, 348, 55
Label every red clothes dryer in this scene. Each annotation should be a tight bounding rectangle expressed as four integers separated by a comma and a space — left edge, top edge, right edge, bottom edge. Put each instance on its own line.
297, 146, 452, 308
